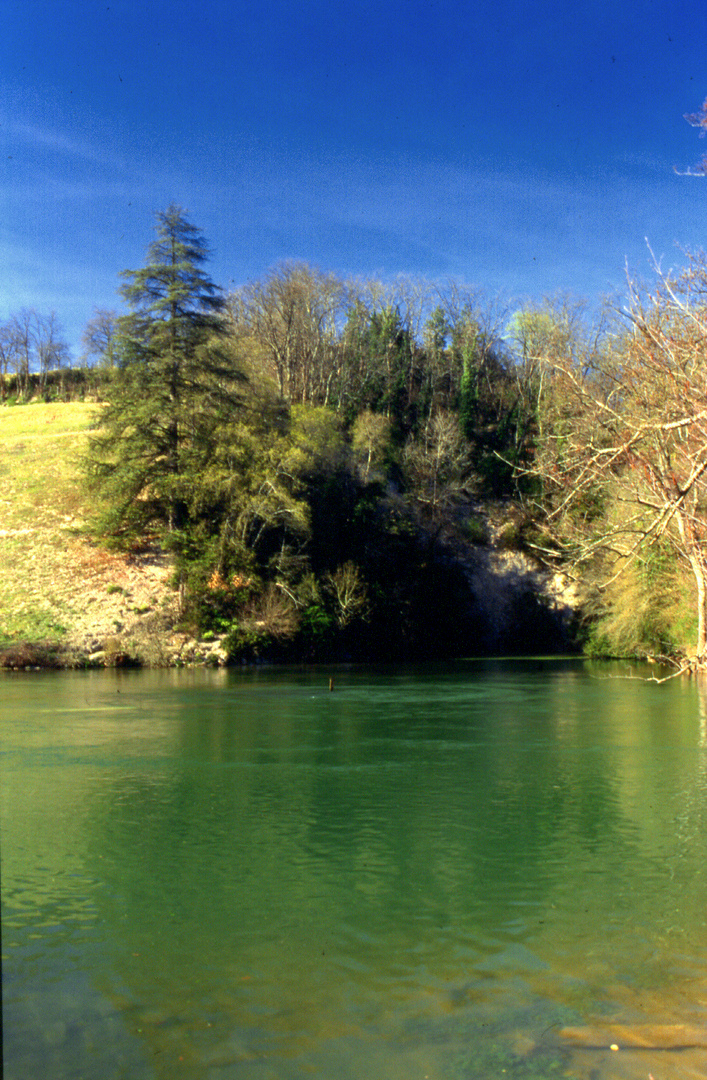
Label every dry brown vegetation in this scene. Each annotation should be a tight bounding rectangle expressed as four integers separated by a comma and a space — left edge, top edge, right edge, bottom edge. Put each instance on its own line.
0, 402, 180, 665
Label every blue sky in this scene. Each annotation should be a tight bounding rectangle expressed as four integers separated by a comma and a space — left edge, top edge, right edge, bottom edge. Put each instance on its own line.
2, 0, 706, 358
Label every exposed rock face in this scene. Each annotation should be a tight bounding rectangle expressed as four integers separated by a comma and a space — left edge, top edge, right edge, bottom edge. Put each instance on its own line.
446, 503, 580, 655
463, 546, 578, 653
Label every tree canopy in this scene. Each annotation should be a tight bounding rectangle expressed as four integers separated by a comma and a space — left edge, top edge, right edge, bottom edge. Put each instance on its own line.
73, 201, 707, 668
87, 204, 244, 538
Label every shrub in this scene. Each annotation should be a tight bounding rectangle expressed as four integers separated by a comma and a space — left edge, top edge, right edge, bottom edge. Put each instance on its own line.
224, 623, 272, 661
495, 520, 522, 550
582, 543, 693, 659
298, 603, 337, 647
463, 514, 489, 545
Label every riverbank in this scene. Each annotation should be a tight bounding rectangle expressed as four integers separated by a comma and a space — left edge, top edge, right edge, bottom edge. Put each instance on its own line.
1, 401, 577, 670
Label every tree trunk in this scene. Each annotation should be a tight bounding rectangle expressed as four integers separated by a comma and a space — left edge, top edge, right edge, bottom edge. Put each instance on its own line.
676, 510, 707, 664
688, 552, 707, 663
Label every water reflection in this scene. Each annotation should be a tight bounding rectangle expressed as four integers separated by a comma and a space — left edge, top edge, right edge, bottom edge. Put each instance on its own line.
3, 662, 707, 1079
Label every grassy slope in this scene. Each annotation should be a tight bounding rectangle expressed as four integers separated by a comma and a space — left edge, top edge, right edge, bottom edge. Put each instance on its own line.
0, 402, 178, 656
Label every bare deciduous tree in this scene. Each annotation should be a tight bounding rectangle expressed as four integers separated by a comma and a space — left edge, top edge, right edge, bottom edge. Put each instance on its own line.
351, 409, 391, 481
2, 308, 70, 397
325, 561, 368, 626
403, 411, 471, 519
676, 96, 707, 176
81, 308, 119, 368
520, 251, 707, 666
231, 264, 351, 406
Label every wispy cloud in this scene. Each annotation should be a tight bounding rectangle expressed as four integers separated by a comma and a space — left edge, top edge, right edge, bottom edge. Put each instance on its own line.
3, 118, 124, 170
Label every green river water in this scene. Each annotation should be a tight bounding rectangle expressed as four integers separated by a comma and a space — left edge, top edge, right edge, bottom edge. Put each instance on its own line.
2, 659, 707, 1079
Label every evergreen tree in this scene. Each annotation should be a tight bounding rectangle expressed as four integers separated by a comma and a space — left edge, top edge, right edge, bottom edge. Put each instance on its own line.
358, 306, 414, 425
457, 318, 479, 441
88, 205, 244, 539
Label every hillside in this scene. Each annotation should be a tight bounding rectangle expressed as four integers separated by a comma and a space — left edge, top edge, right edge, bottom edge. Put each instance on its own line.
0, 402, 186, 668
0, 402, 577, 669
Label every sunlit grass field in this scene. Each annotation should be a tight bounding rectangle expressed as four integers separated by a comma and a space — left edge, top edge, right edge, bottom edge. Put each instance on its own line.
0, 401, 178, 656
0, 401, 98, 525
0, 402, 100, 642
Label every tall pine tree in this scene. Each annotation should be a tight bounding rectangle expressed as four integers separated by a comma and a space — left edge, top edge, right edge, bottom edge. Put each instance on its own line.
88, 205, 244, 539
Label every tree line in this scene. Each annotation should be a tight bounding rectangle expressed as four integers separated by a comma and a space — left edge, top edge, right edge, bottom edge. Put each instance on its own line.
0, 309, 71, 398
80, 205, 577, 661
7, 202, 707, 667
517, 248, 707, 669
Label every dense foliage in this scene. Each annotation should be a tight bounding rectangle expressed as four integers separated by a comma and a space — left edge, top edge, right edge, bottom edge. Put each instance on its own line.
78, 207, 565, 662
14, 203, 707, 666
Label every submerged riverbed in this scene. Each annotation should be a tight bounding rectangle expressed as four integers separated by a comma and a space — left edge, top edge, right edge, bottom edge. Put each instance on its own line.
2, 659, 707, 1079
